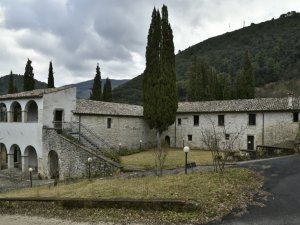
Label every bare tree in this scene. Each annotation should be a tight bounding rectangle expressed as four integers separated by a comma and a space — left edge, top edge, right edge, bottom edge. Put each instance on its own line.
200, 117, 245, 173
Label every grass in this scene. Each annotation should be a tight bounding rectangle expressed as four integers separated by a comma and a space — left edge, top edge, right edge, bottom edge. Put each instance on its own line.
0, 168, 264, 224
121, 148, 214, 169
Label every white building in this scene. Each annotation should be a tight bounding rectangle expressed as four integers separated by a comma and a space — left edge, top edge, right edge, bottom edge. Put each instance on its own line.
0, 86, 299, 179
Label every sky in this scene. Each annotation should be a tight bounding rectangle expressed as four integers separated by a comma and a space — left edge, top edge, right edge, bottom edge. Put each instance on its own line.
0, 0, 299, 86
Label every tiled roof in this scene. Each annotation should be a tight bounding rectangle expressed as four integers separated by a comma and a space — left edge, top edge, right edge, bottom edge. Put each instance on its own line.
0, 86, 73, 100
75, 99, 143, 117
177, 97, 300, 113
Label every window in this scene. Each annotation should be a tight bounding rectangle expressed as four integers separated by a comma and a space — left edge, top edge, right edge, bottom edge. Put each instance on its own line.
248, 113, 256, 125
178, 118, 181, 126
218, 115, 224, 126
193, 115, 199, 126
293, 112, 299, 122
188, 135, 193, 141
107, 118, 112, 128
225, 134, 230, 140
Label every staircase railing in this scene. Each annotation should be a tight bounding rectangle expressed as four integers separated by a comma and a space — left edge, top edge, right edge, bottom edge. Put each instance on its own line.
61, 121, 115, 151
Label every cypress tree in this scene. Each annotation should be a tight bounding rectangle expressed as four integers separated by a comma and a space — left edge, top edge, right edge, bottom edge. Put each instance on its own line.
47, 61, 55, 88
143, 5, 178, 175
243, 50, 255, 98
90, 63, 102, 101
24, 59, 35, 91
223, 74, 232, 100
103, 77, 112, 102
8, 71, 15, 94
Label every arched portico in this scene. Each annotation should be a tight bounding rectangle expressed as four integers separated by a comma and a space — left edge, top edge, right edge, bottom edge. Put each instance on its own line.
25, 100, 38, 122
0, 103, 7, 122
0, 143, 7, 170
9, 144, 21, 169
48, 150, 59, 179
10, 101, 22, 122
24, 146, 38, 172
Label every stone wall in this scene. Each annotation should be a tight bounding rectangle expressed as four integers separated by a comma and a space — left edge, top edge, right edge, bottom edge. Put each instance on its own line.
42, 129, 121, 180
163, 111, 298, 150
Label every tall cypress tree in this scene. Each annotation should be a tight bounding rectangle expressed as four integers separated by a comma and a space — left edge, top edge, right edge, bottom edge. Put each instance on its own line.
243, 50, 255, 98
47, 61, 55, 88
103, 77, 112, 102
90, 63, 102, 101
23, 59, 35, 91
143, 5, 177, 174
8, 71, 15, 94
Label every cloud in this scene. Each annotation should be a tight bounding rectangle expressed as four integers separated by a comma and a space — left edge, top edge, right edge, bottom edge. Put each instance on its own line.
0, 0, 299, 86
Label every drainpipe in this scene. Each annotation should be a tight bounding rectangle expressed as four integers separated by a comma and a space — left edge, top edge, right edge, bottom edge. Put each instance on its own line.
262, 112, 265, 146
79, 114, 81, 142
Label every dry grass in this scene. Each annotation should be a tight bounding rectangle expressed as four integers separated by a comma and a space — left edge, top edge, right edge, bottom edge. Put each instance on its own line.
121, 148, 214, 169
0, 168, 263, 224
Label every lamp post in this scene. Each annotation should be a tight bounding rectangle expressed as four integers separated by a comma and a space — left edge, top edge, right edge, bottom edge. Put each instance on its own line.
183, 146, 190, 174
28, 167, 33, 187
182, 138, 185, 148
118, 143, 122, 151
88, 157, 92, 179
139, 140, 142, 151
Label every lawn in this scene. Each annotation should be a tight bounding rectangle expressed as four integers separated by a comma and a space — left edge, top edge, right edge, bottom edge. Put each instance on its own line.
0, 168, 264, 224
121, 148, 214, 169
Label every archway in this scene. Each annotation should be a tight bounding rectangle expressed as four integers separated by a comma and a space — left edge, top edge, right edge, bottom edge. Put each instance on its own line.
165, 135, 171, 147
24, 146, 38, 171
0, 143, 7, 170
11, 101, 22, 122
9, 144, 21, 169
0, 103, 7, 122
48, 150, 59, 179
25, 100, 38, 122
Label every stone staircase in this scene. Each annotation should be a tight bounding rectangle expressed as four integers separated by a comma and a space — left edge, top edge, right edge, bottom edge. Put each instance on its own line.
68, 132, 104, 153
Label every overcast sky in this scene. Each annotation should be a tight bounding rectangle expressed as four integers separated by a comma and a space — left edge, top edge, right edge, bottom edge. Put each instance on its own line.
0, 0, 299, 86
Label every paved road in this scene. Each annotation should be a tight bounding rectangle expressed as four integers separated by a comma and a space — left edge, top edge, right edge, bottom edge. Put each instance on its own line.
214, 155, 300, 225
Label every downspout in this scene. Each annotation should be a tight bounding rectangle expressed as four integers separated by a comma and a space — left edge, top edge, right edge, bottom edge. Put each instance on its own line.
262, 112, 264, 146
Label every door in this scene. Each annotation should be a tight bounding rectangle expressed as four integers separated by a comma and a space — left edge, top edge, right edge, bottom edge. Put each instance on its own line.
54, 110, 63, 129
247, 136, 254, 150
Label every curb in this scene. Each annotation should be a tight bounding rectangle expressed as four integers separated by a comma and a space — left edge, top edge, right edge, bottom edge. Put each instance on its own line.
236, 154, 297, 165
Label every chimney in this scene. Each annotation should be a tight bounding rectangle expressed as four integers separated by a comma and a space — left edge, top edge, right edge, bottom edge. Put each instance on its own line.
288, 93, 294, 109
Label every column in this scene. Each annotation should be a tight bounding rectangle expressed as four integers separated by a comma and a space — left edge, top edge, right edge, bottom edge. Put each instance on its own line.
22, 110, 27, 123
7, 111, 12, 122
22, 155, 29, 172
7, 153, 14, 169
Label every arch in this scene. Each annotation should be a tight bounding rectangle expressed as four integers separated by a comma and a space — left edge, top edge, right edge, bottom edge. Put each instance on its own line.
9, 144, 21, 169
24, 146, 38, 171
0, 103, 7, 122
10, 101, 22, 122
25, 100, 38, 122
0, 143, 7, 170
48, 150, 59, 179
165, 135, 171, 147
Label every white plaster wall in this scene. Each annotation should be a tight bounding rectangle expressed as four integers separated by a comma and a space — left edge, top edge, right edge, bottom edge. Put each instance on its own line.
0, 123, 43, 157
164, 111, 299, 150
42, 87, 76, 128
74, 114, 157, 149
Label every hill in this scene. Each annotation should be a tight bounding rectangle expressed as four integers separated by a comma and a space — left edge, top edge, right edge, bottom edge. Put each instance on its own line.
0, 74, 47, 95
113, 11, 300, 104
73, 79, 129, 99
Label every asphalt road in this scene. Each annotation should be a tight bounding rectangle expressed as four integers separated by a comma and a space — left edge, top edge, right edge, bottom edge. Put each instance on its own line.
214, 155, 300, 225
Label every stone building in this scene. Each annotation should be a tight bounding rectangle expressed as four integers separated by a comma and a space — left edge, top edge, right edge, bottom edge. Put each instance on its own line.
0, 86, 299, 179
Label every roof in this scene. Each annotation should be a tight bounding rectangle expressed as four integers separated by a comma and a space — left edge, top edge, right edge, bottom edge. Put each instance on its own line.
177, 97, 300, 113
75, 99, 143, 117
0, 86, 73, 100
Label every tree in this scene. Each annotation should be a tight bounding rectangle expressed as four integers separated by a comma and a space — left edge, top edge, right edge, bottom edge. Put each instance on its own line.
103, 77, 112, 102
143, 5, 178, 175
8, 71, 16, 94
47, 61, 55, 88
243, 50, 255, 98
90, 63, 102, 101
23, 59, 35, 91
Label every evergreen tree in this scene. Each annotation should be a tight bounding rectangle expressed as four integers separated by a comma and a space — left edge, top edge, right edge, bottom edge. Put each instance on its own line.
143, 5, 178, 174
8, 71, 15, 94
222, 74, 232, 100
47, 61, 55, 88
23, 59, 35, 91
90, 63, 102, 101
243, 50, 255, 98
103, 77, 112, 102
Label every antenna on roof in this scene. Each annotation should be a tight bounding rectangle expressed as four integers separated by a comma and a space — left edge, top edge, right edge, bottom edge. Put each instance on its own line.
243, 20, 245, 28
